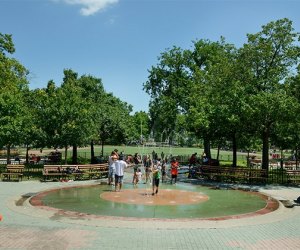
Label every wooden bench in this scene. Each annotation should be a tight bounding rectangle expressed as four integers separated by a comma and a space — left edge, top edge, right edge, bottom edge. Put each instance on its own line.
249, 159, 262, 168
248, 168, 268, 183
84, 164, 108, 179
197, 165, 247, 182
2, 164, 24, 181
269, 160, 280, 169
71, 164, 108, 180
197, 165, 267, 184
197, 165, 224, 181
42, 164, 109, 181
42, 165, 70, 181
286, 170, 300, 185
284, 161, 297, 170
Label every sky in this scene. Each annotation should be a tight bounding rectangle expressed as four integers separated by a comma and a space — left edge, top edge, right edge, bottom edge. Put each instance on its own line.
0, 0, 299, 113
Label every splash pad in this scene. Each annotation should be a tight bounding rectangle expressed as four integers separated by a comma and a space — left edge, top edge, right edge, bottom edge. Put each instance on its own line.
30, 183, 278, 220
100, 188, 208, 205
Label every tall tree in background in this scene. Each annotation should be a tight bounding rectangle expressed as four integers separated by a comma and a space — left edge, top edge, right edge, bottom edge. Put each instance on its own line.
0, 33, 28, 163
129, 111, 150, 144
200, 39, 246, 167
185, 39, 237, 159
59, 69, 95, 164
283, 66, 300, 164
144, 46, 191, 144
77, 74, 106, 162
36, 80, 62, 150
96, 93, 132, 156
238, 18, 300, 170
22, 88, 47, 163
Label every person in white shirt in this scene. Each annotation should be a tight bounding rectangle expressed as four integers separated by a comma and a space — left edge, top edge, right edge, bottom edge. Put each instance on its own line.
108, 151, 118, 185
114, 155, 127, 192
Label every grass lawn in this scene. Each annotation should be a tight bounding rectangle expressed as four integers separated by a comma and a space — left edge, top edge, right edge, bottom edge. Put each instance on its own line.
14, 144, 263, 167
47, 145, 254, 166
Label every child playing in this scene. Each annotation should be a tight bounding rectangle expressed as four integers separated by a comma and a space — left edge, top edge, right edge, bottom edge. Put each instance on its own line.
152, 165, 160, 195
170, 158, 179, 185
161, 160, 167, 183
134, 168, 143, 187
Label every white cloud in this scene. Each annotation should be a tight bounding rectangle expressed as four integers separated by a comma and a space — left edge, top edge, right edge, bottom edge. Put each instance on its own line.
59, 0, 119, 16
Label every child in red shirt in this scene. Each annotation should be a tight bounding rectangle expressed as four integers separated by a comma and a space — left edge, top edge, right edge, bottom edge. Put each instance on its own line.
170, 158, 179, 184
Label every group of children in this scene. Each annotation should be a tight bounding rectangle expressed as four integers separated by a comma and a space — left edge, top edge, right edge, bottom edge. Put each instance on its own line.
108, 150, 180, 195
132, 154, 179, 195
131, 154, 163, 195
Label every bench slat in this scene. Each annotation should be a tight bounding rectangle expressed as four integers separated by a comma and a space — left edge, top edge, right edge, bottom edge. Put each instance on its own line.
42, 164, 108, 181
2, 165, 25, 182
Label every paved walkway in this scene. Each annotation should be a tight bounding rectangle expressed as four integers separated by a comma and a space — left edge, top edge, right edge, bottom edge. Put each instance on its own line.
0, 176, 300, 250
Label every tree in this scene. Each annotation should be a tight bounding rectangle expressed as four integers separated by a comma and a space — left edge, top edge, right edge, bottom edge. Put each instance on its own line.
186, 39, 238, 159
129, 111, 150, 144
144, 46, 191, 145
35, 80, 62, 150
58, 69, 95, 164
238, 18, 300, 170
282, 66, 300, 165
21, 88, 47, 163
77, 74, 105, 162
96, 93, 132, 156
0, 33, 28, 163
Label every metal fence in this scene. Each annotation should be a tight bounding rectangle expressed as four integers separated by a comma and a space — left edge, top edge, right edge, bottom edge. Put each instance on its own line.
1, 152, 299, 185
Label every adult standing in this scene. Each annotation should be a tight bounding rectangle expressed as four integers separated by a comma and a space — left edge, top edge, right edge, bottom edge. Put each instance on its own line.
114, 155, 127, 192
161, 151, 165, 162
108, 150, 118, 185
188, 153, 197, 178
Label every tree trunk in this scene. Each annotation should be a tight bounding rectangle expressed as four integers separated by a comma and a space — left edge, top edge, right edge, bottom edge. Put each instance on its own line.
26, 144, 30, 164
72, 144, 77, 164
232, 133, 237, 168
64, 147, 68, 164
91, 140, 95, 164
217, 144, 220, 160
101, 140, 105, 157
247, 150, 250, 167
296, 147, 298, 170
203, 136, 211, 159
6, 144, 11, 164
262, 129, 269, 171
